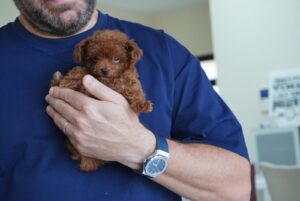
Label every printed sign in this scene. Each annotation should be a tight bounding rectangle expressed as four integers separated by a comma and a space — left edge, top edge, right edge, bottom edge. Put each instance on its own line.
269, 68, 300, 127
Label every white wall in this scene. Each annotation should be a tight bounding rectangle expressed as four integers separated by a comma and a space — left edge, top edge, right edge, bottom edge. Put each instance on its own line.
0, 1, 19, 26
99, 3, 154, 27
151, 3, 213, 56
209, 0, 300, 159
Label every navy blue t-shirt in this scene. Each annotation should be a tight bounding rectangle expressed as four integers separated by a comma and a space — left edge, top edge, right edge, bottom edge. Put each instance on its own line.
0, 11, 248, 201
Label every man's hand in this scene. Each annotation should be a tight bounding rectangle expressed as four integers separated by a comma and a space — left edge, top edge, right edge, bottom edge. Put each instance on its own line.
45, 74, 155, 170
45, 74, 250, 201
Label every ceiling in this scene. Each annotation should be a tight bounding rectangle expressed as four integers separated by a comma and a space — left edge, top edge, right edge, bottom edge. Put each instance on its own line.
99, 0, 208, 13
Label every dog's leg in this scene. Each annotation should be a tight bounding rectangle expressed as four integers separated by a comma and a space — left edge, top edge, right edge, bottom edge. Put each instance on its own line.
58, 66, 87, 92
66, 140, 81, 160
118, 78, 153, 113
67, 140, 106, 171
122, 88, 153, 113
79, 156, 107, 172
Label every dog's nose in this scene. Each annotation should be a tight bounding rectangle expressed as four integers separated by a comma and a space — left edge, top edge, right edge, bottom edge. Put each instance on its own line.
101, 68, 109, 76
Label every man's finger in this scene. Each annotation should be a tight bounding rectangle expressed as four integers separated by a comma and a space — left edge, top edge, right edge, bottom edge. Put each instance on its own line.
49, 87, 92, 111
83, 74, 128, 106
45, 94, 79, 124
46, 106, 74, 136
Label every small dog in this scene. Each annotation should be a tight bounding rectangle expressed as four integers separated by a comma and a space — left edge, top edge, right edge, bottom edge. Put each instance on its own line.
51, 30, 153, 171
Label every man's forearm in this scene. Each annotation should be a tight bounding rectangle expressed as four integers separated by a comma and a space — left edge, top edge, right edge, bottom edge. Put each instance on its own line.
152, 140, 251, 201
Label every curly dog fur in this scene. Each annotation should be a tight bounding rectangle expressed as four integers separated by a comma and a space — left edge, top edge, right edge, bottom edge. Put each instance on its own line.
50, 30, 153, 171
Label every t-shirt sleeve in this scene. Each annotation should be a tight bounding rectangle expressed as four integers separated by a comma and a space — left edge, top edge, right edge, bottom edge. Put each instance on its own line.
164, 33, 249, 160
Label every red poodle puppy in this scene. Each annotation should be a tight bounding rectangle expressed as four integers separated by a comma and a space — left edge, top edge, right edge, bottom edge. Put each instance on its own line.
51, 30, 153, 171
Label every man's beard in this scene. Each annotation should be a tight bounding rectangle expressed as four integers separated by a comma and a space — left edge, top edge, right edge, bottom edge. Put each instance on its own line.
14, 0, 96, 36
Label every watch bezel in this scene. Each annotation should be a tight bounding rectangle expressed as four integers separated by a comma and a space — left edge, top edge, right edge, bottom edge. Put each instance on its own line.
142, 150, 169, 178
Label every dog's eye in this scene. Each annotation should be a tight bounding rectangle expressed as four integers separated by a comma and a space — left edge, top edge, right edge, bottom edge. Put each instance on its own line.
91, 56, 98, 63
112, 57, 120, 64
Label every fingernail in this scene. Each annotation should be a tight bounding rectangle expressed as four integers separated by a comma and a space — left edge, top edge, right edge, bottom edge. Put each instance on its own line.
46, 106, 50, 113
84, 75, 93, 85
49, 87, 54, 95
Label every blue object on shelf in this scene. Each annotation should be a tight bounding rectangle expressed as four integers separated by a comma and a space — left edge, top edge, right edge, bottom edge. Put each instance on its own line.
260, 89, 269, 98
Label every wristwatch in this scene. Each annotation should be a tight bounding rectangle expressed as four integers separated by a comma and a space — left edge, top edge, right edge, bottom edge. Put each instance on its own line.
142, 135, 170, 178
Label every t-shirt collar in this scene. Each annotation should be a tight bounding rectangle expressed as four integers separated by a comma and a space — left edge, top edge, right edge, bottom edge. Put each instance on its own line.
12, 10, 108, 50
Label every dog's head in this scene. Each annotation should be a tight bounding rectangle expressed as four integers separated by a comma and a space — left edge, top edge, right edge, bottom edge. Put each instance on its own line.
74, 30, 142, 78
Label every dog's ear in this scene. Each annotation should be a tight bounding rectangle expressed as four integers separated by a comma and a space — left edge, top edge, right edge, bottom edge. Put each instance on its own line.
125, 39, 143, 66
74, 38, 90, 65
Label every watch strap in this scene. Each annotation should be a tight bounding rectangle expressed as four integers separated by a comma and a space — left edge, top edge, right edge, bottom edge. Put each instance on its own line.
155, 135, 169, 153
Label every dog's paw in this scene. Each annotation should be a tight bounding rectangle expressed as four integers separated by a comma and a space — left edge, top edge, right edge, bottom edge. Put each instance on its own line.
142, 101, 153, 112
51, 71, 63, 86
71, 154, 80, 161
132, 100, 153, 113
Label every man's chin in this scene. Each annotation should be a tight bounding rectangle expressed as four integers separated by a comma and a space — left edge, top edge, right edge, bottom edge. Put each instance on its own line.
57, 10, 79, 25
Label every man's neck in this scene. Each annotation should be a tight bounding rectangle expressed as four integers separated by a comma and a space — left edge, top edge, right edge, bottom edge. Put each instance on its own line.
18, 10, 99, 39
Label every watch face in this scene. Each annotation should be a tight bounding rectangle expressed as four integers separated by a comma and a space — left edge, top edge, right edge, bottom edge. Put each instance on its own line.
145, 155, 167, 177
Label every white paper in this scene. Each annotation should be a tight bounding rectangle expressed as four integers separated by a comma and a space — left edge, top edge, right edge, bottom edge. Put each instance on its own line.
269, 68, 300, 127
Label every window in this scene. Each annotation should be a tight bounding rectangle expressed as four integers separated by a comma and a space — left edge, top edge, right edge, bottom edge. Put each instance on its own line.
198, 54, 219, 94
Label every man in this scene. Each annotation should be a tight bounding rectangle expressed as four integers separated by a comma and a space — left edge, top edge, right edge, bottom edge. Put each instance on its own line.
0, 0, 251, 200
